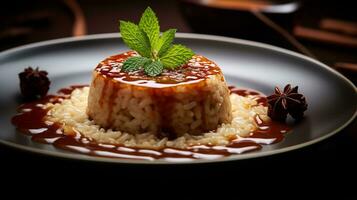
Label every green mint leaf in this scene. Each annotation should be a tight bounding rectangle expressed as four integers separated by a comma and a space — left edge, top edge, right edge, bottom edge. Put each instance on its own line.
119, 7, 196, 76
160, 44, 194, 69
119, 21, 151, 58
157, 29, 176, 57
139, 7, 160, 51
122, 56, 151, 72
144, 61, 163, 76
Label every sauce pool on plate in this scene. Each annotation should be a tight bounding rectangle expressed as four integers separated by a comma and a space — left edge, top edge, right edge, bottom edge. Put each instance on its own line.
11, 85, 290, 162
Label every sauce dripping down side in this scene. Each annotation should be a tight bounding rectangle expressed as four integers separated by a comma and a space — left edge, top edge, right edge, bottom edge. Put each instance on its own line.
11, 85, 290, 162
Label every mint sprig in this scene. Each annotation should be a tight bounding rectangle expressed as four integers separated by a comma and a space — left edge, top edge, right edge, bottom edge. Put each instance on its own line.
139, 7, 160, 51
160, 44, 194, 69
122, 57, 151, 72
157, 29, 176, 57
119, 21, 151, 58
119, 7, 194, 76
144, 61, 163, 77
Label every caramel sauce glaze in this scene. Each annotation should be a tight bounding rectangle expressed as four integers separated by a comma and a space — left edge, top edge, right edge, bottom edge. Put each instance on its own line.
11, 86, 290, 162
95, 51, 222, 88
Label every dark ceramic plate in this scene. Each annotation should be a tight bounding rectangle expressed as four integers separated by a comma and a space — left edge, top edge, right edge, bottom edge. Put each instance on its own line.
0, 33, 356, 164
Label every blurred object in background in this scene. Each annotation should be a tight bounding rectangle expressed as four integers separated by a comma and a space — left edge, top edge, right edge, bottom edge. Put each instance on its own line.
0, 0, 73, 50
0, 0, 189, 51
179, 0, 300, 49
79, 0, 190, 34
294, 0, 357, 82
64, 0, 87, 36
179, 0, 357, 82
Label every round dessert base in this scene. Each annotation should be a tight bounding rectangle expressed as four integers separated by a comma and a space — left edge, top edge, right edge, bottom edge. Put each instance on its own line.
87, 52, 232, 138
48, 87, 270, 149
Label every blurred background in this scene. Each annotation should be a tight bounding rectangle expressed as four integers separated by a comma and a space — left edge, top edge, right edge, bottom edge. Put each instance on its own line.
1, 0, 356, 83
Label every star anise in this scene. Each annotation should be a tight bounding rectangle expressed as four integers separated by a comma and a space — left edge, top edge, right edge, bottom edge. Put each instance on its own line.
19, 67, 50, 100
267, 84, 307, 121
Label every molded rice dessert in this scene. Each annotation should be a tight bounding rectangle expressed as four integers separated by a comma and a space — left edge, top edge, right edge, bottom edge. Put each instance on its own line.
87, 51, 232, 138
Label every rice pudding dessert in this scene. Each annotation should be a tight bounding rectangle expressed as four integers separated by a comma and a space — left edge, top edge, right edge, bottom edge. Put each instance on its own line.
87, 51, 232, 138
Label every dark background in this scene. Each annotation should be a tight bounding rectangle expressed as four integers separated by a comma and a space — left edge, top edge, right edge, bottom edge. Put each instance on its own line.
0, 0, 356, 186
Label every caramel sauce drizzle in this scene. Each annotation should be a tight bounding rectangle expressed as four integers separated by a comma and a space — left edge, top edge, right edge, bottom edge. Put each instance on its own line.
11, 86, 290, 162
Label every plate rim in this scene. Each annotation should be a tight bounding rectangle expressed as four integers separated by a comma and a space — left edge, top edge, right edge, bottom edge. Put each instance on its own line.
0, 32, 356, 165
